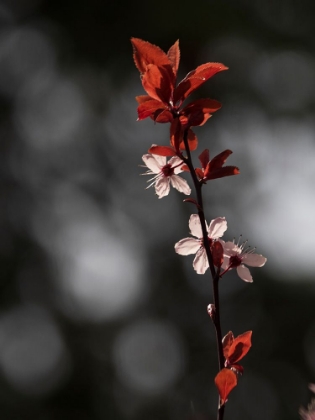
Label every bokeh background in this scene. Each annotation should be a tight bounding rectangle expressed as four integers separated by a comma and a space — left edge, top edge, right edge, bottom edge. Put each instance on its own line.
1, 0, 315, 419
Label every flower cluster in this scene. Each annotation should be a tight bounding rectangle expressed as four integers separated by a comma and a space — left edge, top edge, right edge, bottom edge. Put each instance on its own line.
175, 215, 266, 282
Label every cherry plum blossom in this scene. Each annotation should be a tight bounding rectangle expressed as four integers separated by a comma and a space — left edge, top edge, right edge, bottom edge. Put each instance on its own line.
174, 214, 227, 274
141, 152, 191, 199
221, 240, 267, 282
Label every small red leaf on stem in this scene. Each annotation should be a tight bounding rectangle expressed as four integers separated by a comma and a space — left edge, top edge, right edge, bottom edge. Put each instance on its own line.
148, 145, 177, 156
211, 241, 224, 267
214, 368, 238, 406
227, 331, 252, 364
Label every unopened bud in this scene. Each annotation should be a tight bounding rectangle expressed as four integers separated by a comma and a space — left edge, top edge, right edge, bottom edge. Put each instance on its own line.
207, 304, 216, 319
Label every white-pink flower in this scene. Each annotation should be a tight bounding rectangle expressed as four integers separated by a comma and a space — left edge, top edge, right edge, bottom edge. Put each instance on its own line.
141, 152, 191, 199
221, 240, 267, 282
174, 214, 227, 274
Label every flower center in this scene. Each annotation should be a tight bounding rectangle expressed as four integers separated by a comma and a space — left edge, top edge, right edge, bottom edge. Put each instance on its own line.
162, 164, 174, 177
229, 254, 242, 268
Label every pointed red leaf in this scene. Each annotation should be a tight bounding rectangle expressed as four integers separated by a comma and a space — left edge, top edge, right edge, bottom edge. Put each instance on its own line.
141, 64, 174, 103
211, 241, 224, 267
154, 109, 174, 123
131, 38, 171, 74
167, 40, 180, 76
222, 331, 234, 360
209, 150, 233, 171
173, 62, 228, 104
135, 95, 152, 104
227, 331, 252, 365
148, 145, 176, 156
198, 149, 210, 170
205, 166, 240, 180
182, 98, 222, 126
137, 99, 166, 120
215, 368, 238, 406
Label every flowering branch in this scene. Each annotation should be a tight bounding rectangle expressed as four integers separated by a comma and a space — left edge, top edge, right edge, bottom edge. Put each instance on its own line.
131, 37, 267, 420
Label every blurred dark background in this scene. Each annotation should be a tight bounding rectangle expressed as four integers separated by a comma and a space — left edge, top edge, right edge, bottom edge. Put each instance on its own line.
1, 0, 315, 419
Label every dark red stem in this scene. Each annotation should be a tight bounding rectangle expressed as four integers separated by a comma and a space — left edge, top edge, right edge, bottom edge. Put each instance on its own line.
181, 129, 225, 420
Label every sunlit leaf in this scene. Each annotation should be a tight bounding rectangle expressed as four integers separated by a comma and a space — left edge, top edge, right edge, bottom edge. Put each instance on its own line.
227, 331, 252, 364
214, 368, 238, 406
131, 38, 171, 74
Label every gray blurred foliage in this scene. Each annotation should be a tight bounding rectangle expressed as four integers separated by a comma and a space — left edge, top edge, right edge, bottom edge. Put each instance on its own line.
1, 0, 315, 419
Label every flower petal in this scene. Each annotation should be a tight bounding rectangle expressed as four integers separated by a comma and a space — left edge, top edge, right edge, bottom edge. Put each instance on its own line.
169, 156, 184, 173
221, 256, 231, 270
193, 247, 209, 274
142, 154, 162, 173
174, 237, 201, 255
155, 177, 170, 198
188, 214, 203, 238
170, 175, 191, 195
208, 217, 227, 239
236, 265, 253, 283
242, 253, 267, 267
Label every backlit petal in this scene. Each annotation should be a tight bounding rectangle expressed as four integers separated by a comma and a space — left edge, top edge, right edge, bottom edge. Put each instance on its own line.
237, 265, 253, 282
242, 253, 267, 267
188, 214, 203, 238
142, 154, 162, 173
174, 238, 201, 255
193, 247, 209, 274
208, 217, 227, 239
155, 177, 170, 198
170, 175, 191, 195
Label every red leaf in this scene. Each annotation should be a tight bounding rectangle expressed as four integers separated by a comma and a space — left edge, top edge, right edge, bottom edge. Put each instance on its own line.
182, 98, 222, 126
131, 38, 171, 75
211, 241, 224, 267
209, 150, 233, 171
214, 368, 238, 406
137, 99, 166, 120
141, 64, 174, 103
227, 331, 252, 365
198, 149, 210, 170
148, 145, 176, 156
167, 40, 180, 76
205, 166, 240, 180
222, 331, 234, 360
173, 62, 228, 104
184, 129, 198, 151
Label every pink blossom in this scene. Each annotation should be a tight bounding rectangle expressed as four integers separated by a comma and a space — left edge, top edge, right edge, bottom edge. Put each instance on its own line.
174, 214, 227, 274
141, 152, 191, 199
221, 240, 267, 282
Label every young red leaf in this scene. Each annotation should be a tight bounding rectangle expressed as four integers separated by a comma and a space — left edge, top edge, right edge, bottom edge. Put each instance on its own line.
227, 331, 252, 365
137, 98, 168, 121
131, 38, 171, 74
211, 241, 224, 267
181, 98, 222, 126
167, 40, 180, 76
148, 145, 177, 156
173, 63, 228, 104
198, 149, 210, 170
209, 150, 233, 171
141, 64, 174, 103
214, 368, 238, 406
